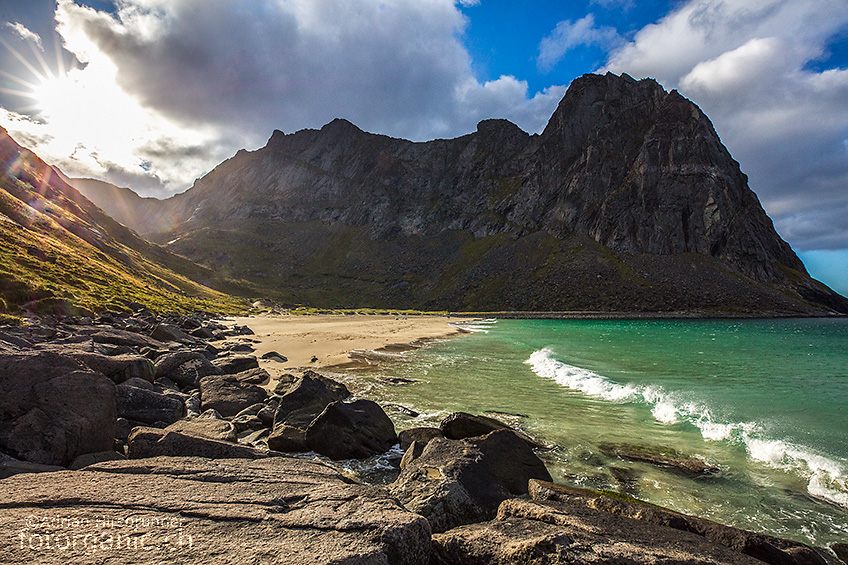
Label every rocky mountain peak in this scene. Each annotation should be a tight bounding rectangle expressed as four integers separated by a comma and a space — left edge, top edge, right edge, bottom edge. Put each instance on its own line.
70, 73, 847, 314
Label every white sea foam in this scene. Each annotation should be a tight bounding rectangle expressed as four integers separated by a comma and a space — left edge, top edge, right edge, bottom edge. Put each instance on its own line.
451, 318, 498, 333
525, 347, 848, 508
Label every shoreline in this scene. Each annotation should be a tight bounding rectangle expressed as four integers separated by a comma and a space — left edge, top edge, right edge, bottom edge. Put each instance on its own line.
450, 310, 847, 319
230, 314, 476, 376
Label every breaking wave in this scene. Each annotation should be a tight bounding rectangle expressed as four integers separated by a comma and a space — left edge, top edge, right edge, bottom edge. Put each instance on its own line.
525, 347, 848, 508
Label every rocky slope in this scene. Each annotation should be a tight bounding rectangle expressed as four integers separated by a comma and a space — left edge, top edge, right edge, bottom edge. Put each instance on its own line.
75, 73, 848, 315
0, 127, 248, 316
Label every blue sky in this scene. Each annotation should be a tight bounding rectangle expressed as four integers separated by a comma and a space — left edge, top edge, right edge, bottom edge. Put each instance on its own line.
0, 0, 846, 296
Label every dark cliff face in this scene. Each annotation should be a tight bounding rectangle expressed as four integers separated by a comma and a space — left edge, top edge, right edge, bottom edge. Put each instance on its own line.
534, 73, 804, 281
91, 73, 846, 314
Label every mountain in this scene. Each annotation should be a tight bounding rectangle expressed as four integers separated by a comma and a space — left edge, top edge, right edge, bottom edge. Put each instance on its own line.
0, 127, 247, 317
60, 176, 177, 235
74, 73, 848, 315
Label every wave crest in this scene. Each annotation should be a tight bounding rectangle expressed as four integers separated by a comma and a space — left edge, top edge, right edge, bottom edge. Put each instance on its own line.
525, 347, 848, 508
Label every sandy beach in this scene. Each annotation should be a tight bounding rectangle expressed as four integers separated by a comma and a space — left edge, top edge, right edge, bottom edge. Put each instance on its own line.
230, 314, 474, 373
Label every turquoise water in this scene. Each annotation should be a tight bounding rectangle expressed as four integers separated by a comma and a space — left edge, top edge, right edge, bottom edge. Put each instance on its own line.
354, 318, 848, 546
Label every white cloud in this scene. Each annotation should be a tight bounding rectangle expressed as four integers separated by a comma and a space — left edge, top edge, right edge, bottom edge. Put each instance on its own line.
4, 22, 44, 51
0, 0, 565, 195
538, 14, 623, 71
605, 0, 848, 251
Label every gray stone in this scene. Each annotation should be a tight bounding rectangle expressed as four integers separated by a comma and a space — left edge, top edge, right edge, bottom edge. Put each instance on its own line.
90, 328, 164, 349
150, 323, 197, 344
431, 498, 761, 565
240, 428, 270, 448
389, 429, 552, 533
199, 374, 267, 417
305, 399, 397, 460
0, 456, 432, 564
257, 397, 280, 427
154, 351, 223, 388
230, 414, 265, 433
116, 382, 185, 425
232, 367, 270, 384
267, 424, 309, 452
127, 427, 272, 459
440, 411, 510, 439
399, 427, 444, 450
261, 350, 287, 362
67, 352, 155, 384
599, 442, 720, 476
0, 351, 116, 467
527, 481, 834, 565
213, 354, 259, 374
166, 418, 238, 442
273, 371, 350, 428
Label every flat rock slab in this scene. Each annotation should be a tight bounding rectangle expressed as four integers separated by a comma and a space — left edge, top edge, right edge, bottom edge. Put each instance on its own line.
526, 480, 834, 565
432, 498, 765, 565
0, 456, 431, 564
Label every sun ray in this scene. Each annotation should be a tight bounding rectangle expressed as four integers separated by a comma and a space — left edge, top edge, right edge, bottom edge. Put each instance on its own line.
0, 69, 40, 92
0, 87, 38, 99
26, 39, 55, 82
0, 37, 49, 84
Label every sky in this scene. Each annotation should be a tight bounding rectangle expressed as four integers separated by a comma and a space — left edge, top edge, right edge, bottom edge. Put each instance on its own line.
0, 0, 846, 295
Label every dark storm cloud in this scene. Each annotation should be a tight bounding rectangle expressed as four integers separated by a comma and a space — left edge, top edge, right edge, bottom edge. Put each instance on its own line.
57, 0, 561, 142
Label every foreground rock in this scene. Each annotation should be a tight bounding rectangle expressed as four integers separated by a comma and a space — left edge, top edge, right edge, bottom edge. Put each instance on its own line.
0, 456, 432, 564
0, 351, 116, 466
305, 399, 397, 460
268, 372, 351, 452
389, 429, 552, 533
430, 481, 839, 565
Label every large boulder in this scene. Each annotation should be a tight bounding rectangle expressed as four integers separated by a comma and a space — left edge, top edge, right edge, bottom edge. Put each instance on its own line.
115, 382, 185, 425
0, 351, 117, 467
154, 351, 223, 388
150, 323, 198, 345
67, 352, 156, 384
441, 412, 544, 449
305, 399, 397, 460
273, 371, 350, 428
0, 456, 432, 564
127, 427, 271, 459
213, 354, 259, 375
199, 375, 267, 417
268, 424, 309, 452
440, 412, 510, 439
232, 367, 270, 384
389, 429, 552, 533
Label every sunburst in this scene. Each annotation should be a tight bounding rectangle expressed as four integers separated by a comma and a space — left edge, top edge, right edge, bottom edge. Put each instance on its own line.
0, 33, 70, 115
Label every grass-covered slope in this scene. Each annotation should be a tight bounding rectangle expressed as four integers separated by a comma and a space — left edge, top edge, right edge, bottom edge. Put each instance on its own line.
0, 127, 248, 317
